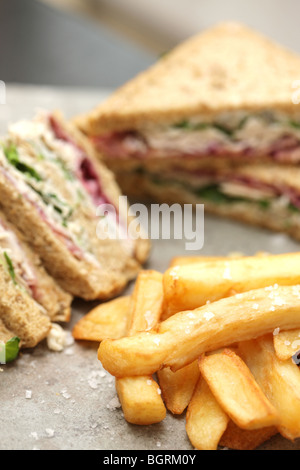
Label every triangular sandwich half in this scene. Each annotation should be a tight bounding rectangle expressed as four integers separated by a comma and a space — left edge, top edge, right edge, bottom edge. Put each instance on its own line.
74, 22, 300, 240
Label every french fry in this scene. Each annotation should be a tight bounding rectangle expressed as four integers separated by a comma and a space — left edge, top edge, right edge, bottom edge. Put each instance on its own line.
219, 421, 278, 450
273, 328, 300, 361
72, 296, 130, 342
186, 376, 229, 451
163, 253, 300, 318
115, 376, 165, 425
157, 360, 200, 415
169, 256, 227, 268
127, 270, 164, 334
98, 285, 300, 377
238, 335, 300, 440
115, 270, 166, 425
199, 349, 279, 430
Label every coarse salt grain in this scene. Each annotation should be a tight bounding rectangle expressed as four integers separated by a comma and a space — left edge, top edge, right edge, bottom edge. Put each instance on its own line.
273, 328, 280, 336
25, 390, 32, 399
45, 428, 55, 438
203, 311, 215, 321
106, 396, 121, 410
223, 264, 232, 280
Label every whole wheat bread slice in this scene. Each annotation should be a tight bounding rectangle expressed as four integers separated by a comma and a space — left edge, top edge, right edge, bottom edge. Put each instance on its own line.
74, 22, 300, 134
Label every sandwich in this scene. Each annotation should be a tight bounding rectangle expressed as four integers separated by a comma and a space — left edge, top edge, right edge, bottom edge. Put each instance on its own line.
74, 22, 300, 241
0, 209, 72, 349
0, 111, 150, 301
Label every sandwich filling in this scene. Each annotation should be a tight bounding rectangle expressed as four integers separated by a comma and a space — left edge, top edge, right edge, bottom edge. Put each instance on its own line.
132, 166, 300, 221
93, 111, 300, 163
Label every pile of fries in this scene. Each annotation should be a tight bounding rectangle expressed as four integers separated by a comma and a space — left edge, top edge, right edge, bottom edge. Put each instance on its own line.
73, 253, 300, 450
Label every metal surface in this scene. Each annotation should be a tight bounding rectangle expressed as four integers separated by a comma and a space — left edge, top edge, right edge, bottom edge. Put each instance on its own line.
1, 85, 300, 450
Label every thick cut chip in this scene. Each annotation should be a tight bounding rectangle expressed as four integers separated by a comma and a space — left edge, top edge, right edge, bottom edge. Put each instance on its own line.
163, 253, 300, 317
238, 335, 300, 440
72, 296, 130, 342
199, 349, 279, 430
186, 377, 229, 450
115, 376, 166, 425
127, 270, 164, 334
157, 360, 200, 414
98, 285, 300, 377
115, 270, 166, 425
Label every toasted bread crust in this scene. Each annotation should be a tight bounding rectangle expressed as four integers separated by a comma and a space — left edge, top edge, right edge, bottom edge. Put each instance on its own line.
74, 22, 300, 134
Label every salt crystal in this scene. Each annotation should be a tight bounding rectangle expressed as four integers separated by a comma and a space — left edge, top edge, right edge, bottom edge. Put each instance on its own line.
223, 264, 232, 280
203, 311, 215, 321
61, 388, 71, 399
25, 390, 32, 399
157, 388, 162, 395
147, 380, 152, 386
187, 312, 196, 319
45, 428, 55, 438
273, 328, 280, 336
88, 370, 105, 389
107, 396, 121, 410
284, 341, 291, 346
272, 297, 285, 306
252, 303, 259, 310
292, 340, 300, 350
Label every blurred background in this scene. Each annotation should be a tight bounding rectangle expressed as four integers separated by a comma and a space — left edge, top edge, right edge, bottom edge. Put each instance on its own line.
1, 0, 300, 88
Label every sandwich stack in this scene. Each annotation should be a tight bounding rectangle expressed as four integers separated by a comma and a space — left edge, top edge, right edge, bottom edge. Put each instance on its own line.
75, 22, 300, 242
0, 111, 150, 353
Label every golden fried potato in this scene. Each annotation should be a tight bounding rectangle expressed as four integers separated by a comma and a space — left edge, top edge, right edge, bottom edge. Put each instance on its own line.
157, 360, 200, 415
163, 253, 300, 318
115, 376, 166, 425
186, 377, 229, 450
239, 335, 300, 440
115, 270, 166, 425
72, 296, 130, 342
199, 349, 279, 430
127, 270, 164, 334
98, 285, 300, 377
